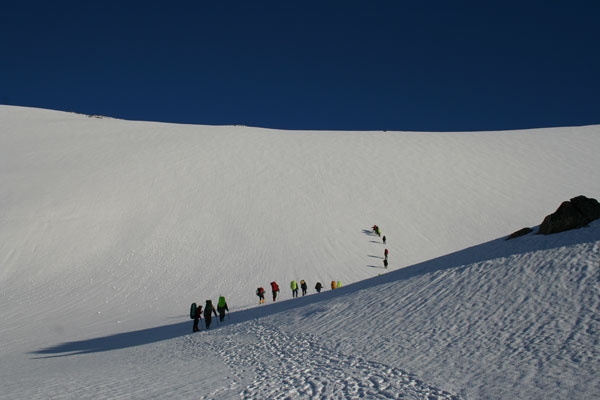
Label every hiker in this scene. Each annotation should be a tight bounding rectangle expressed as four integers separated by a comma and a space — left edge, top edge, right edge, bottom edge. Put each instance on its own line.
331, 280, 337, 290
217, 296, 229, 322
291, 280, 298, 298
382, 235, 386, 244
204, 300, 218, 329
256, 287, 265, 304
383, 259, 388, 268
192, 304, 203, 332
372, 225, 378, 235
384, 248, 389, 260
300, 280, 308, 296
337, 280, 342, 288
270, 281, 280, 301
315, 282, 322, 293
376, 226, 381, 237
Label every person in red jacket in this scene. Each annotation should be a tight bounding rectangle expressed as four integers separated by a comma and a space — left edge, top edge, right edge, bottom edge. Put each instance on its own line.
270, 281, 280, 301
384, 248, 389, 260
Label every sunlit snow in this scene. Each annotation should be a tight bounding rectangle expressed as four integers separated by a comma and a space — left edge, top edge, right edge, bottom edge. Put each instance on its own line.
1, 106, 599, 399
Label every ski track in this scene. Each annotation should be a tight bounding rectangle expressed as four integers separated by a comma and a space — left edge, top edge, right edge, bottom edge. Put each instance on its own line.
198, 320, 459, 400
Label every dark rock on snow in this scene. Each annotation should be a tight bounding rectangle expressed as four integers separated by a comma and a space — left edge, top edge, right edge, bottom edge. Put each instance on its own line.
507, 227, 533, 240
538, 195, 600, 235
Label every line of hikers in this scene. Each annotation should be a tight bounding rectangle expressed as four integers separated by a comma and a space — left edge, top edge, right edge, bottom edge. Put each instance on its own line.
190, 296, 229, 332
191, 225, 389, 332
191, 279, 345, 332
372, 224, 389, 268
256, 279, 343, 304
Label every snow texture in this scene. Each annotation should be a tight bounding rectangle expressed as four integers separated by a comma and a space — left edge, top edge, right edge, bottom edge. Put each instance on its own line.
1, 105, 599, 399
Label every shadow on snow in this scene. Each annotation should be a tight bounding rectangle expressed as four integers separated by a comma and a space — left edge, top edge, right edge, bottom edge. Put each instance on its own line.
31, 222, 599, 358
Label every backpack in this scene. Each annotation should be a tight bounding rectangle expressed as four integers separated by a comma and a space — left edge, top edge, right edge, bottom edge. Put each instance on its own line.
271, 282, 279, 292
190, 302, 197, 319
218, 296, 226, 308
257, 287, 264, 296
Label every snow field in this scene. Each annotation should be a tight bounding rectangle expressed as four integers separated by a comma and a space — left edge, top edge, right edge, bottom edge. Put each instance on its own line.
1, 106, 600, 399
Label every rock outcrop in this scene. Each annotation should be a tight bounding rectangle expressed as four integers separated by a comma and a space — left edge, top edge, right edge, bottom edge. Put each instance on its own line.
538, 195, 600, 235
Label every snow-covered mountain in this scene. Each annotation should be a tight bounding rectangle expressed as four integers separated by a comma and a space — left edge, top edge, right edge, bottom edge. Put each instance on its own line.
1, 105, 599, 399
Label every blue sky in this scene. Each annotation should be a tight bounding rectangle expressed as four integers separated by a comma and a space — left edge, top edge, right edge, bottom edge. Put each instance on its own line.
2, 1, 599, 131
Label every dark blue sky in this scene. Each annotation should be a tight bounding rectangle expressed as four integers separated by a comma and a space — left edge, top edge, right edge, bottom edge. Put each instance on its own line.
2, 1, 599, 131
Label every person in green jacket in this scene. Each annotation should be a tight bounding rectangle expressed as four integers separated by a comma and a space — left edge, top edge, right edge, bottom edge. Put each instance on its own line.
290, 280, 298, 298
217, 296, 229, 322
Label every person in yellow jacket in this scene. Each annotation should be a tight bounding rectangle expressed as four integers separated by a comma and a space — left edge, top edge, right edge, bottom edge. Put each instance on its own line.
290, 280, 299, 298
217, 296, 229, 322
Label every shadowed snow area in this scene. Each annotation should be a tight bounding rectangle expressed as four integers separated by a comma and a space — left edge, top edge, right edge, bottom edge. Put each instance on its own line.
1, 105, 599, 399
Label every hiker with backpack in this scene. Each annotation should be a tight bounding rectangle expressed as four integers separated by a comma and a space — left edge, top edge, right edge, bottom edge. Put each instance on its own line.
217, 296, 229, 322
300, 280, 308, 296
315, 282, 322, 293
291, 280, 298, 298
383, 259, 388, 268
384, 248, 389, 260
190, 302, 203, 332
382, 235, 386, 244
256, 287, 265, 304
204, 300, 218, 329
372, 225, 381, 237
270, 281, 280, 301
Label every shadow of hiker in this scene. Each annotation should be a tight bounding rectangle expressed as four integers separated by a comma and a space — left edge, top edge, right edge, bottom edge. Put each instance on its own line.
31, 321, 190, 358
368, 255, 384, 259
31, 291, 345, 358
362, 229, 375, 236
31, 222, 600, 359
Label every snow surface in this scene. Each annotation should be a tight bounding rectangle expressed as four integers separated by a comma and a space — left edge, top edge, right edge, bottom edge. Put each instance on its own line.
1, 105, 599, 399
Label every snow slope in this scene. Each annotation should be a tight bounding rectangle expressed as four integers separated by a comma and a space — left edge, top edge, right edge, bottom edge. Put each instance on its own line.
1, 105, 599, 399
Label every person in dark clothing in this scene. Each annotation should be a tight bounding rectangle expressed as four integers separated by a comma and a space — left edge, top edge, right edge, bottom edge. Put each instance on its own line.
204, 300, 218, 329
383, 259, 388, 268
382, 235, 386, 244
300, 280, 308, 296
315, 282, 322, 293
256, 287, 265, 304
193, 305, 203, 332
